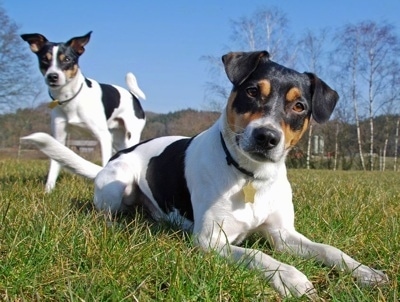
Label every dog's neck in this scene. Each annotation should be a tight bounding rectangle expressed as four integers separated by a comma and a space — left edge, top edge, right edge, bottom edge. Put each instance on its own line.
48, 69, 85, 102
219, 132, 255, 178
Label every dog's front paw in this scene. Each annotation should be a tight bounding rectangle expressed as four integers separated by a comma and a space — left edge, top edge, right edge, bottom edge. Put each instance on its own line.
268, 264, 318, 299
45, 182, 56, 193
353, 264, 389, 286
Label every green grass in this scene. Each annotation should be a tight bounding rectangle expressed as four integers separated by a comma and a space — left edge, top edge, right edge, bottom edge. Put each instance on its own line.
0, 159, 399, 301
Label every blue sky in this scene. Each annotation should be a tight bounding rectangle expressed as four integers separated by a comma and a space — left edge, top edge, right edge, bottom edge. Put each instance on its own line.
3, 0, 400, 113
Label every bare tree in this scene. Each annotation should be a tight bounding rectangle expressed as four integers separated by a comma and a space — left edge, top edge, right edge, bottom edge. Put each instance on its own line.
333, 22, 400, 171
298, 28, 330, 169
358, 21, 400, 170
0, 4, 43, 113
202, 7, 296, 109
333, 24, 366, 170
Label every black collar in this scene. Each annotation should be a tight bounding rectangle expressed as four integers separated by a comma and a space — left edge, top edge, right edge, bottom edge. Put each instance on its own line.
49, 82, 84, 105
220, 132, 254, 178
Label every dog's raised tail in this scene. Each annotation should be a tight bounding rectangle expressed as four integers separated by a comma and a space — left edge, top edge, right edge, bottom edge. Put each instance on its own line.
21, 132, 102, 179
126, 72, 146, 100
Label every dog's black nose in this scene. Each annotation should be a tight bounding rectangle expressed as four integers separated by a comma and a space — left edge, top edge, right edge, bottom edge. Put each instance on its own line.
47, 73, 59, 83
252, 127, 281, 149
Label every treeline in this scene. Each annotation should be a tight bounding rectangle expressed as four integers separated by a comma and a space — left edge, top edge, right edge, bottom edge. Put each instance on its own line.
0, 103, 399, 171
0, 103, 220, 148
290, 115, 400, 171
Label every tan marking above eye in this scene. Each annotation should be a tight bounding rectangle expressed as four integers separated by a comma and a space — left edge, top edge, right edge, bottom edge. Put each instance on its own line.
59, 54, 65, 61
258, 79, 271, 97
45, 52, 52, 61
286, 87, 301, 102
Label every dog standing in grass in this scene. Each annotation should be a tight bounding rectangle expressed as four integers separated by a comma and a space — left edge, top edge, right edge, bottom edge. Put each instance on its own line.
23, 51, 388, 298
21, 31, 146, 192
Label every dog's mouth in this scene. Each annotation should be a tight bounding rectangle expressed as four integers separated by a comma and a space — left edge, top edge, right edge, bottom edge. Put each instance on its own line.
47, 83, 60, 87
247, 150, 275, 162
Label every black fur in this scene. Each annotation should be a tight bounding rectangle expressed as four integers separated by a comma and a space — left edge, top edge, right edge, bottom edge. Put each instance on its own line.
146, 138, 194, 220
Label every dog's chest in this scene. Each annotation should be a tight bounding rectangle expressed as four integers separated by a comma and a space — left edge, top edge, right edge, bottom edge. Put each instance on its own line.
230, 179, 290, 228
52, 86, 108, 127
52, 103, 93, 128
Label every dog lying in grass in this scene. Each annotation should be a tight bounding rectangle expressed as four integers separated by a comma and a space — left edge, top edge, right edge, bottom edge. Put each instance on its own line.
23, 50, 388, 298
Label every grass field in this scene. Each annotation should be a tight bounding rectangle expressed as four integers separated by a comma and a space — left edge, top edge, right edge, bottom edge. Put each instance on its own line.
0, 159, 399, 301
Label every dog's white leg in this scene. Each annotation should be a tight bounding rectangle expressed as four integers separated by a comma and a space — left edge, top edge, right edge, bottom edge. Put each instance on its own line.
267, 227, 389, 286
45, 159, 62, 193
46, 116, 67, 192
93, 129, 113, 166
112, 116, 145, 151
193, 218, 317, 299
123, 116, 145, 149
194, 227, 317, 299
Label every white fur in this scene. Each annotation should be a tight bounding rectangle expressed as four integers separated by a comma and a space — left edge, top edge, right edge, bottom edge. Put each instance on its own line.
45, 68, 146, 193
22, 109, 388, 298
126, 72, 146, 100
22, 50, 388, 298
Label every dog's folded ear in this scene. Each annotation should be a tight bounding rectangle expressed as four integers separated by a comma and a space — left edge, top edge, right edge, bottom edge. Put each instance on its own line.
20, 33, 48, 53
66, 31, 93, 56
222, 51, 269, 86
305, 72, 339, 123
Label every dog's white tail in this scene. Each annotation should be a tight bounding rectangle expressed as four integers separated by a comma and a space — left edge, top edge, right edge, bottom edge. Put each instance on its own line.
126, 72, 146, 100
21, 132, 102, 179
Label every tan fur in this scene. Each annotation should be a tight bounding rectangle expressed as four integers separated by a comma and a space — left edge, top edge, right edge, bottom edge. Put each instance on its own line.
226, 91, 263, 133
64, 64, 79, 79
282, 118, 309, 149
286, 87, 301, 102
259, 79, 271, 98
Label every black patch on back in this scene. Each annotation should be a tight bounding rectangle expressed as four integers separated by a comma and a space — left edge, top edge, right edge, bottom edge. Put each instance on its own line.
99, 83, 120, 119
85, 78, 92, 88
131, 93, 145, 119
146, 138, 194, 220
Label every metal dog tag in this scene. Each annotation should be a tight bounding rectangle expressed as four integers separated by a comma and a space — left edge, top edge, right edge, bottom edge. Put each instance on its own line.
243, 181, 256, 203
48, 100, 59, 109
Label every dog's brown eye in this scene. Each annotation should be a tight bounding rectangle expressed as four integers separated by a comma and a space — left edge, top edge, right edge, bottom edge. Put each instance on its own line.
293, 102, 305, 112
246, 87, 258, 97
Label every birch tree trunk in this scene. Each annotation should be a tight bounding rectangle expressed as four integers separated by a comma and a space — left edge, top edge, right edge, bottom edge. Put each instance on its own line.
351, 48, 366, 171
368, 62, 374, 171
382, 138, 388, 171
306, 124, 313, 170
334, 122, 339, 171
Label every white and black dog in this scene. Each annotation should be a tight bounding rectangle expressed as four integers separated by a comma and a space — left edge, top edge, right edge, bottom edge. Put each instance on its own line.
21, 31, 146, 192
23, 51, 388, 298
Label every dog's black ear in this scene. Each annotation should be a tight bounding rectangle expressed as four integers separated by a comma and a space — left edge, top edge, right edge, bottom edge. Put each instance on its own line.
305, 72, 339, 123
20, 33, 48, 53
222, 51, 269, 86
66, 31, 92, 55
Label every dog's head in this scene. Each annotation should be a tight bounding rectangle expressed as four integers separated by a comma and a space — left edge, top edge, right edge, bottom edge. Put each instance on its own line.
222, 51, 338, 163
21, 31, 92, 88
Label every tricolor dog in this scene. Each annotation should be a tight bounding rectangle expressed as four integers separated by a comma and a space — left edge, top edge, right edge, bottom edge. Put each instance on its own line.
23, 51, 388, 298
21, 31, 146, 192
